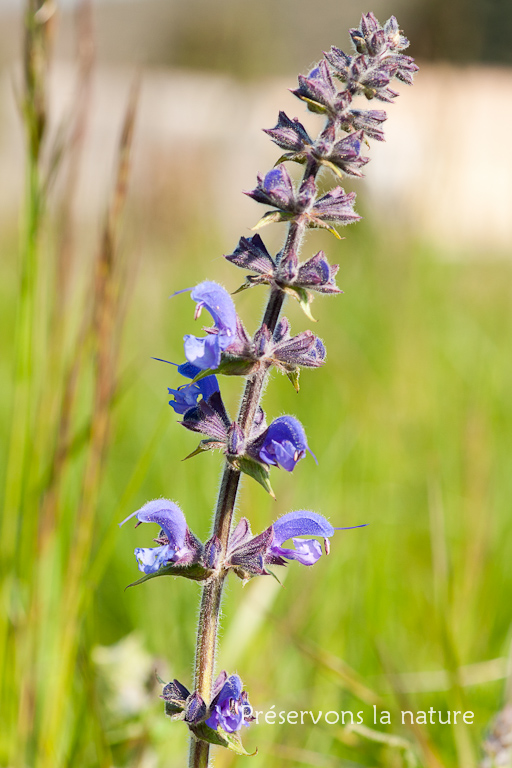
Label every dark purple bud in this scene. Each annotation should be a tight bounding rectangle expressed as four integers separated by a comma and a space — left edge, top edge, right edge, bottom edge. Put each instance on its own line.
273, 317, 291, 343
250, 405, 267, 439
273, 330, 326, 369
344, 108, 387, 141
297, 175, 317, 210
185, 692, 207, 724
224, 234, 275, 275
276, 248, 299, 283
227, 422, 245, 456
202, 535, 223, 570
222, 315, 252, 358
263, 111, 312, 153
245, 166, 297, 212
368, 28, 387, 56
324, 46, 352, 80
392, 54, 419, 85
253, 324, 272, 358
161, 678, 190, 707
228, 517, 252, 551
384, 15, 411, 51
326, 130, 369, 177
296, 251, 341, 294
310, 187, 361, 226
291, 61, 338, 116
120, 499, 202, 575
226, 518, 274, 577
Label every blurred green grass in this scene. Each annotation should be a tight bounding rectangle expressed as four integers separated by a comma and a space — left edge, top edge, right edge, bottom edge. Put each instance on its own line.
3, 197, 511, 766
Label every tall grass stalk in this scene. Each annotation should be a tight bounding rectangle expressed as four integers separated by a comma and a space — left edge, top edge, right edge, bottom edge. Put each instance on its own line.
0, 4, 140, 765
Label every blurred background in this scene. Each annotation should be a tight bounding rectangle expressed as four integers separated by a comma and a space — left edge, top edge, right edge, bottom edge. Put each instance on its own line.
1, 1, 512, 767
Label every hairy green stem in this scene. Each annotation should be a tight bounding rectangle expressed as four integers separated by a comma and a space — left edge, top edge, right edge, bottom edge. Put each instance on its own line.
188, 214, 311, 766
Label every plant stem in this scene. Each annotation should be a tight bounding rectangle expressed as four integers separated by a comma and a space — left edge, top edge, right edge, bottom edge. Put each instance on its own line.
188, 215, 310, 766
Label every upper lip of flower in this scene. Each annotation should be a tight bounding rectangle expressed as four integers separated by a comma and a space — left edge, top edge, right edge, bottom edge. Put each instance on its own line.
120, 499, 202, 575
180, 280, 241, 370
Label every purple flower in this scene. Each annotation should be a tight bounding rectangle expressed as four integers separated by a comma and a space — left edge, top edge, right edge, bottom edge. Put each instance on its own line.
120, 499, 202, 575
245, 166, 297, 212
263, 111, 313, 153
326, 130, 369, 177
268, 510, 335, 566
224, 234, 275, 276
309, 187, 361, 227
226, 512, 367, 578
256, 415, 314, 471
183, 281, 238, 370
296, 251, 341, 294
291, 61, 339, 116
168, 362, 220, 415
206, 673, 253, 733
342, 108, 387, 141
272, 323, 326, 369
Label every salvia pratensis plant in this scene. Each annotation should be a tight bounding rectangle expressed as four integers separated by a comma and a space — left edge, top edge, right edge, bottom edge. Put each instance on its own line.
122, 12, 418, 765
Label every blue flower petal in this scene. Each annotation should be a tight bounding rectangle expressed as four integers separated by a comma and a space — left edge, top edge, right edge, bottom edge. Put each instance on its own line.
190, 281, 237, 340
134, 543, 176, 574
272, 510, 335, 546
183, 333, 222, 370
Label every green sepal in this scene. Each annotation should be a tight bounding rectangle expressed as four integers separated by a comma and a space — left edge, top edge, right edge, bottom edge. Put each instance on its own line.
232, 281, 253, 295
306, 216, 343, 240
183, 439, 224, 460
295, 94, 328, 115
274, 152, 307, 167
125, 562, 212, 589
164, 701, 186, 720
188, 358, 256, 379
232, 274, 271, 295
282, 285, 317, 322
228, 455, 275, 498
286, 367, 300, 392
217, 357, 257, 376
251, 210, 295, 231
188, 367, 217, 384
190, 723, 257, 756
319, 158, 344, 179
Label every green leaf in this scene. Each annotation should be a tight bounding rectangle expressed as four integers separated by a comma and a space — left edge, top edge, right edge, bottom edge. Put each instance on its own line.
232, 281, 253, 295
283, 285, 317, 322
190, 723, 257, 756
218, 358, 257, 376
274, 153, 306, 167
188, 367, 217, 384
183, 439, 223, 461
125, 561, 212, 589
188, 357, 256, 379
286, 367, 300, 392
319, 158, 344, 179
164, 701, 186, 719
251, 211, 295, 231
306, 216, 343, 240
229, 456, 275, 498
294, 94, 327, 114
